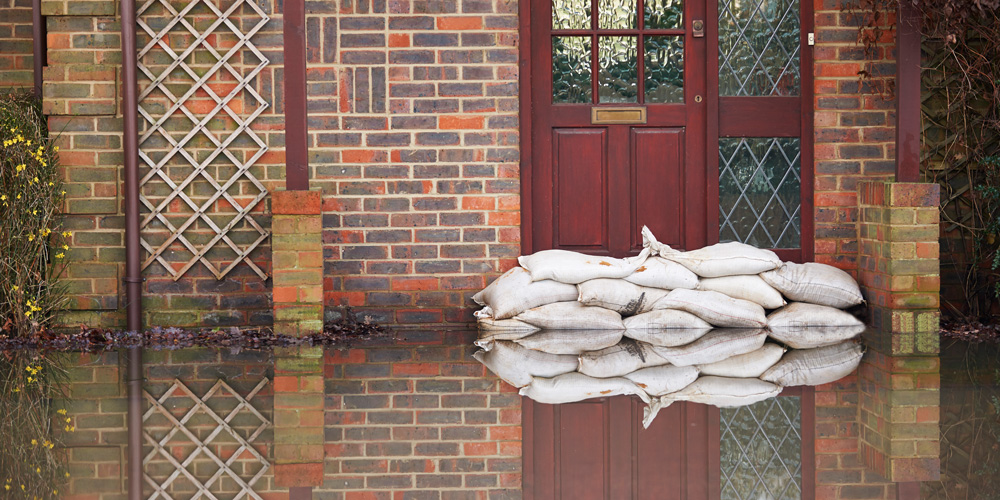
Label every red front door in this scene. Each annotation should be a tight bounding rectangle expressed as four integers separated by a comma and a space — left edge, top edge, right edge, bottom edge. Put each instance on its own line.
527, 0, 708, 256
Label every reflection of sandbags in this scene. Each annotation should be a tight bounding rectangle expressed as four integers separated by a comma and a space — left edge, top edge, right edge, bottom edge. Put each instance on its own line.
697, 275, 786, 309
698, 343, 786, 378
767, 302, 864, 328
624, 326, 712, 347
623, 310, 712, 331
476, 317, 540, 339
577, 279, 669, 316
518, 248, 650, 284
472, 267, 578, 319
473, 340, 579, 388
761, 341, 864, 387
760, 262, 864, 308
642, 226, 781, 277
642, 376, 782, 428
514, 329, 624, 355
767, 325, 866, 349
624, 364, 700, 396
651, 328, 767, 366
519, 372, 651, 404
577, 339, 671, 378
624, 257, 699, 290
515, 302, 625, 330
651, 289, 768, 328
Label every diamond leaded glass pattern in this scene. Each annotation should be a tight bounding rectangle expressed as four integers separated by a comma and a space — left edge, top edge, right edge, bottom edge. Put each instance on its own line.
721, 396, 802, 500
718, 0, 800, 96
719, 137, 801, 248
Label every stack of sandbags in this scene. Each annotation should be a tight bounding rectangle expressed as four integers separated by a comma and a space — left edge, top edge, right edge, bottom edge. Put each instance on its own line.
471, 226, 869, 428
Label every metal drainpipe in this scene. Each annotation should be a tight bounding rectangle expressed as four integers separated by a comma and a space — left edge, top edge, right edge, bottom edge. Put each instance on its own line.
31, 0, 45, 97
119, 0, 143, 496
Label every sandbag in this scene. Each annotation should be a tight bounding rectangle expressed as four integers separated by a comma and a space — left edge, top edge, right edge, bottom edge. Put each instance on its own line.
642, 376, 782, 428
767, 325, 866, 349
642, 226, 781, 277
476, 317, 539, 342
623, 310, 712, 332
651, 289, 768, 328
577, 339, 672, 378
577, 279, 669, 316
624, 326, 712, 348
518, 248, 650, 284
514, 329, 624, 355
650, 328, 767, 366
697, 275, 786, 309
624, 364, 700, 397
698, 343, 786, 378
515, 301, 626, 330
624, 257, 699, 290
760, 262, 864, 308
472, 267, 579, 319
761, 341, 864, 387
519, 372, 651, 404
472, 340, 578, 388
767, 302, 865, 328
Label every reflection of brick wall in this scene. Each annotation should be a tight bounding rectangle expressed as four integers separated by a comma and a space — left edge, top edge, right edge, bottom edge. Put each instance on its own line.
0, 0, 33, 89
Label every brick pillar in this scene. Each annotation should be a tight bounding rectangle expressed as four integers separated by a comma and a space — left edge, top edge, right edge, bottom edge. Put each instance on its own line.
272, 189, 324, 336
858, 181, 940, 354
273, 346, 326, 487
858, 348, 941, 483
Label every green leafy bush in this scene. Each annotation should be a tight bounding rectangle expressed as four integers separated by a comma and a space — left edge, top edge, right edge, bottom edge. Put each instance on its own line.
0, 92, 69, 336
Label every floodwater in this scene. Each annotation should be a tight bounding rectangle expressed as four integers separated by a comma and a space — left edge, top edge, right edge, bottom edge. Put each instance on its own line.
0, 328, 996, 499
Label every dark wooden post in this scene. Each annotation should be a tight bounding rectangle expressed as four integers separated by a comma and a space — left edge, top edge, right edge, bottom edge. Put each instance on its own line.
282, 0, 309, 190
895, 0, 921, 182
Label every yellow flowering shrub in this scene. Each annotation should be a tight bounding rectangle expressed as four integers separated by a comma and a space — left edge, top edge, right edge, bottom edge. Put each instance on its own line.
1, 93, 69, 337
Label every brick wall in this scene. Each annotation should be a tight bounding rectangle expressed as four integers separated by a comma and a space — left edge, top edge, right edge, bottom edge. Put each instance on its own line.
0, 0, 33, 89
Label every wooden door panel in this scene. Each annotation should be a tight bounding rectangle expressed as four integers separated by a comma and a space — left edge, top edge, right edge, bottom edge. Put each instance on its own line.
553, 128, 609, 250
630, 128, 684, 251
556, 400, 609, 498
636, 400, 685, 499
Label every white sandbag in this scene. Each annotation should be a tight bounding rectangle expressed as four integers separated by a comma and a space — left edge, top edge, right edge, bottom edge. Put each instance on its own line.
577, 279, 669, 316
518, 248, 651, 284
642, 377, 782, 428
761, 341, 864, 387
642, 226, 781, 277
650, 328, 767, 366
651, 289, 768, 328
698, 343, 786, 378
515, 301, 625, 330
767, 302, 865, 328
624, 326, 712, 348
768, 325, 866, 349
624, 364, 700, 397
473, 340, 578, 388
514, 329, 624, 355
760, 262, 864, 308
624, 257, 699, 290
518, 372, 651, 404
472, 267, 579, 319
697, 275, 786, 309
577, 339, 672, 378
623, 310, 712, 331
476, 318, 539, 342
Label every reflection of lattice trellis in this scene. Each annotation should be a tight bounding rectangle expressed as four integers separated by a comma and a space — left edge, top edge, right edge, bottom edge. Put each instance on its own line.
143, 379, 271, 500
136, 0, 270, 280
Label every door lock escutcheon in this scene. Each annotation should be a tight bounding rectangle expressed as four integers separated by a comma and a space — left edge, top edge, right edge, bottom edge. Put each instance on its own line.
692, 20, 705, 37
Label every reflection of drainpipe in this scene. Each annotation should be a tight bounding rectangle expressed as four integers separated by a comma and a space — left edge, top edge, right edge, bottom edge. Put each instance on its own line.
127, 347, 143, 500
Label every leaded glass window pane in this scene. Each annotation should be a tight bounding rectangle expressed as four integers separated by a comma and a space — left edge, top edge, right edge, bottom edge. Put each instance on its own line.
645, 0, 683, 29
721, 397, 803, 500
719, 137, 801, 248
718, 0, 800, 96
598, 36, 638, 103
553, 36, 593, 103
553, 0, 591, 30
644, 36, 684, 103
599, 0, 637, 29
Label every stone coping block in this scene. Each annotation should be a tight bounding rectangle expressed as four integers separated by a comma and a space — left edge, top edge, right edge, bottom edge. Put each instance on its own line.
272, 188, 323, 215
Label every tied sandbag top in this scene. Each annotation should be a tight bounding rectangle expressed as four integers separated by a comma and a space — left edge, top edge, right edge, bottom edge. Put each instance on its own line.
641, 226, 781, 278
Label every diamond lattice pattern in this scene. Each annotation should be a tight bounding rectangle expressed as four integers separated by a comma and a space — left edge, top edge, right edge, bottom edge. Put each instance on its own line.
136, 0, 270, 280
718, 0, 800, 96
719, 137, 801, 248
720, 396, 803, 500
143, 378, 271, 500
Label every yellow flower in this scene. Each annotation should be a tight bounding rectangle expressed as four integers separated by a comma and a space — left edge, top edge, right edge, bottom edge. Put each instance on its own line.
57, 409, 67, 415
62, 244, 69, 250
56, 252, 65, 259
31, 439, 37, 446
62, 231, 72, 237
3, 484, 7, 491
0, 195, 5, 201
65, 417, 70, 423
54, 146, 59, 151
34, 468, 39, 474
12, 285, 18, 291
24, 311, 32, 318
64, 472, 69, 478
27, 234, 34, 242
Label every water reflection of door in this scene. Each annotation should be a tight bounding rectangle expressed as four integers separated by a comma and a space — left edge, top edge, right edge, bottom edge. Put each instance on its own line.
523, 388, 814, 500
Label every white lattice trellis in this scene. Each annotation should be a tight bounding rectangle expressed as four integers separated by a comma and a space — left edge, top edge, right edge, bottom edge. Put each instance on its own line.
136, 0, 270, 280
143, 378, 271, 500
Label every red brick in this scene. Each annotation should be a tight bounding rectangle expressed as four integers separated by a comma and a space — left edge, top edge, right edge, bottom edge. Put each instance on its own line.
274, 463, 324, 487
